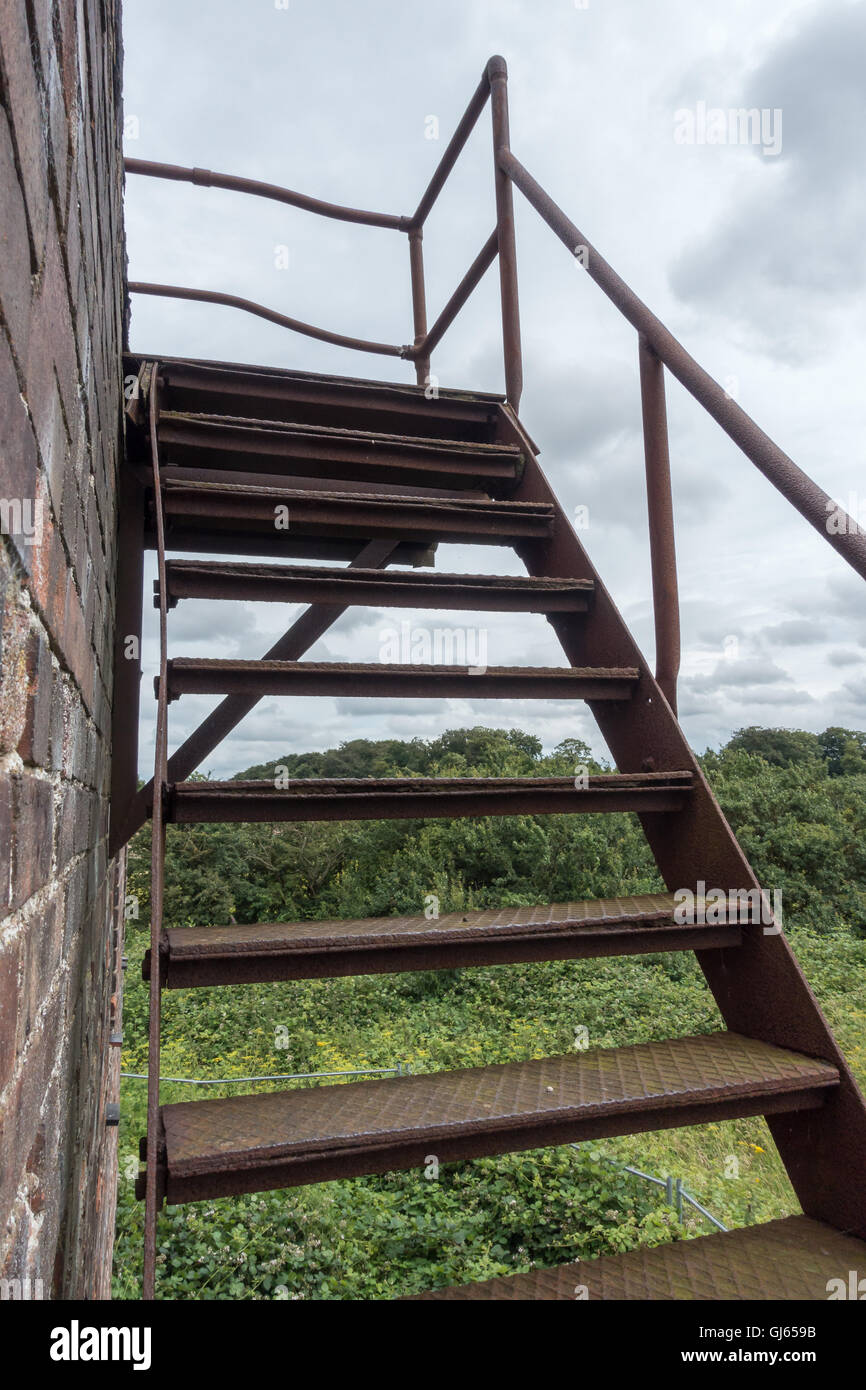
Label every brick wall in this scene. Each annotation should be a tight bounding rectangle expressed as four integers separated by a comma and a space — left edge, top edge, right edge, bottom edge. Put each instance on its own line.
0, 0, 125, 1298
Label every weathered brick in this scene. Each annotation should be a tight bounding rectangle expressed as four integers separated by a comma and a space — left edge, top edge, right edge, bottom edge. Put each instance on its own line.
11, 775, 53, 908
0, 323, 39, 507
18, 895, 64, 1062
17, 628, 53, 767
0, 1, 49, 271
0, 110, 33, 362
45, 47, 71, 223
23, 222, 73, 507
0, 929, 21, 1092
0, 587, 31, 754
0, 775, 11, 914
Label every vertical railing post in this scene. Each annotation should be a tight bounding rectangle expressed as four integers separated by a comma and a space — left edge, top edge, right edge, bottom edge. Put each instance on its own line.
487, 56, 523, 413
638, 333, 680, 714
408, 226, 430, 388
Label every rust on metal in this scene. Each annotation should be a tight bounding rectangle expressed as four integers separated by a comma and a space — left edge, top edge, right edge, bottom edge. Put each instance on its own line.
144, 354, 503, 440
408, 1216, 866, 1301
156, 411, 522, 490
157, 478, 555, 547
639, 334, 680, 713
488, 57, 523, 411
160, 561, 593, 611
124, 156, 409, 230
408, 227, 430, 387
138, 1034, 837, 1204
128, 282, 409, 359
148, 893, 743, 988
167, 771, 693, 824
162, 659, 639, 702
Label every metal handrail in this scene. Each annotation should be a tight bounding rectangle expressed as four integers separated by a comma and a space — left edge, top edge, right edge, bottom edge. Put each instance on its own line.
125, 58, 505, 392
128, 281, 408, 359
124, 156, 408, 229
125, 52, 866, 719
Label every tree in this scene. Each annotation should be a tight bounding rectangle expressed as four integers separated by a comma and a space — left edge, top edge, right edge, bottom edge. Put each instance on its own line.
725, 727, 822, 768
818, 727, 866, 777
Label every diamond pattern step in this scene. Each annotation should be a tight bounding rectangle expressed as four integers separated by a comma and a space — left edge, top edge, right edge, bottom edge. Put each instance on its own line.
167, 771, 694, 823
159, 561, 594, 612
157, 412, 524, 491
406, 1216, 866, 1300
139, 1034, 837, 1204
148, 892, 743, 987
162, 660, 639, 702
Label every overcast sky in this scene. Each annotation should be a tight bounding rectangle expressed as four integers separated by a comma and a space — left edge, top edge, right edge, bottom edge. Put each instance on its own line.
122, 0, 866, 779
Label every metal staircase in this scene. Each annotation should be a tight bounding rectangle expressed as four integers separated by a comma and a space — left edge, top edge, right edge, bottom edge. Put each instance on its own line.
114, 58, 866, 1301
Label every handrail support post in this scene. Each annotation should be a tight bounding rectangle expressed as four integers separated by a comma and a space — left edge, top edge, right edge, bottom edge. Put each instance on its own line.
408, 226, 431, 388
488, 57, 523, 412
639, 333, 680, 714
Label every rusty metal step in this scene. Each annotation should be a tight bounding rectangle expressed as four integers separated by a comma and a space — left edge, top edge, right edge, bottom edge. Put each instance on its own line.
166, 771, 694, 823
159, 560, 593, 612
144, 354, 504, 442
147, 892, 743, 988
137, 1034, 838, 1204
157, 412, 524, 491
156, 479, 554, 553
162, 660, 639, 702
406, 1215, 864, 1301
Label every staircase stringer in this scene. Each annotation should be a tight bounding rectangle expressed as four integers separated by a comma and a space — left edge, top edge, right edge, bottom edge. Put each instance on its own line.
499, 405, 866, 1237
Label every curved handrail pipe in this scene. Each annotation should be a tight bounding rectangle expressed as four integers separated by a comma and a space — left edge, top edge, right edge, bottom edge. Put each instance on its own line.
124, 157, 408, 230
128, 281, 408, 359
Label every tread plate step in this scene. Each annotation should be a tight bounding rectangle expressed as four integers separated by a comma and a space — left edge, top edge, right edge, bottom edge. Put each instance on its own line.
407, 1216, 865, 1301
166, 771, 694, 823
162, 660, 639, 701
157, 479, 554, 549
139, 1034, 837, 1204
148, 354, 505, 441
149, 892, 744, 986
160, 561, 594, 611
157, 412, 524, 490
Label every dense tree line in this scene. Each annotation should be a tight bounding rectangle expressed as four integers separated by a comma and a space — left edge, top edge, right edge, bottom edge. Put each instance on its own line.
127, 725, 866, 937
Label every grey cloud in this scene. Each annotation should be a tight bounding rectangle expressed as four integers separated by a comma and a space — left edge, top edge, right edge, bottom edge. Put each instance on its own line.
689, 657, 794, 693
827, 647, 863, 667
668, 3, 866, 347
762, 618, 825, 647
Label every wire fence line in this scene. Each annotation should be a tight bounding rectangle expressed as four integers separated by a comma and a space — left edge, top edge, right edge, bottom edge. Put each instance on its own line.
571, 1147, 727, 1232
121, 1062, 412, 1085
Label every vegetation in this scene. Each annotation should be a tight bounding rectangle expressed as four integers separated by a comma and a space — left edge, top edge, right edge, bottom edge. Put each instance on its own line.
112, 725, 866, 1299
